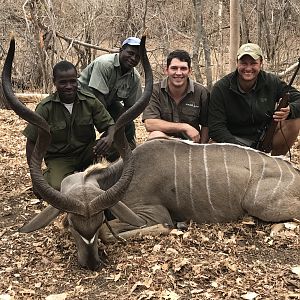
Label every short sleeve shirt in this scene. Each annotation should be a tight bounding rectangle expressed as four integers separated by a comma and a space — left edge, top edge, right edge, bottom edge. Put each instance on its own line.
142, 78, 209, 133
23, 89, 114, 159
78, 53, 142, 108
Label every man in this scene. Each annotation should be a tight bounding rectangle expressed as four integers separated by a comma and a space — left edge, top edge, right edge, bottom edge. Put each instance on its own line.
23, 61, 115, 191
209, 43, 300, 155
78, 37, 142, 159
142, 50, 209, 143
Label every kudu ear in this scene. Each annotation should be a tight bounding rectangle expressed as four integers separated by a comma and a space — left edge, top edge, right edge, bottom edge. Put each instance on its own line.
19, 205, 60, 233
109, 201, 146, 227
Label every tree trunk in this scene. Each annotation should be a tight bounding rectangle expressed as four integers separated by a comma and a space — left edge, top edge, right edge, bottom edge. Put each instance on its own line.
192, 0, 203, 84
257, 0, 263, 45
240, 0, 249, 43
192, 0, 212, 90
229, 0, 240, 71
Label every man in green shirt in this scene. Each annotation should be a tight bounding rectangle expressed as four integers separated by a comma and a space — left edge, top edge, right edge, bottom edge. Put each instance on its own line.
78, 37, 142, 160
209, 43, 300, 155
23, 61, 115, 191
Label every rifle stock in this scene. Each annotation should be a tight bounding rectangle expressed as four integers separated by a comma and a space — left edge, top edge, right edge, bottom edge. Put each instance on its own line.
256, 58, 300, 153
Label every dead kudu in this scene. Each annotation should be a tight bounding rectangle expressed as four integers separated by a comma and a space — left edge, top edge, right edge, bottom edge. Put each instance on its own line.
2, 35, 153, 270
3, 38, 300, 271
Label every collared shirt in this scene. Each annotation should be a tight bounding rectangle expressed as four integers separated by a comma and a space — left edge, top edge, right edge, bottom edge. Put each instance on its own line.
142, 77, 209, 138
78, 53, 142, 108
23, 89, 114, 159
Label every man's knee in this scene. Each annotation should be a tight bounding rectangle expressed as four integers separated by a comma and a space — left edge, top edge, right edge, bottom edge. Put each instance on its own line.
43, 170, 64, 191
271, 118, 300, 155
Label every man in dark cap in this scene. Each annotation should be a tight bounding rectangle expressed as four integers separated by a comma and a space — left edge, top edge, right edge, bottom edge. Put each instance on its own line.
209, 43, 300, 155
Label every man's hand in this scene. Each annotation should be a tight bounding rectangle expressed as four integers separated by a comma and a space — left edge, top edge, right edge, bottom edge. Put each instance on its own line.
273, 105, 290, 122
93, 136, 112, 156
184, 124, 200, 143
93, 125, 115, 156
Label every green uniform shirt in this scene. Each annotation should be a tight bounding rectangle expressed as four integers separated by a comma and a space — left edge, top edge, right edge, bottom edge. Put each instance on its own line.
209, 70, 300, 144
142, 77, 209, 139
23, 89, 114, 159
78, 53, 142, 108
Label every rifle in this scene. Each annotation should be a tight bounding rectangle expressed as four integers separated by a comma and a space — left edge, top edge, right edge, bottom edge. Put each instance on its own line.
256, 57, 300, 153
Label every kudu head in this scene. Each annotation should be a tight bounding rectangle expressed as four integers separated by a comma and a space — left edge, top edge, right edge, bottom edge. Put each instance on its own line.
2, 35, 153, 270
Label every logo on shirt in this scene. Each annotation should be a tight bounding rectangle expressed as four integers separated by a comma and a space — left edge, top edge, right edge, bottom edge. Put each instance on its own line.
185, 103, 199, 108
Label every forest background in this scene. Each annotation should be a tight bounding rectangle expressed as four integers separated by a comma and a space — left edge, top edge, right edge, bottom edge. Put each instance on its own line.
0, 0, 299, 102
1, 1, 300, 299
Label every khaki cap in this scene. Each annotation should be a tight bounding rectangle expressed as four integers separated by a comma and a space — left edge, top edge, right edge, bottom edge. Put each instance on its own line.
237, 43, 263, 60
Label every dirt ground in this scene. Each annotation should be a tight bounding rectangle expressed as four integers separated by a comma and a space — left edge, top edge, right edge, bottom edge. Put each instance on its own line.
1, 104, 300, 300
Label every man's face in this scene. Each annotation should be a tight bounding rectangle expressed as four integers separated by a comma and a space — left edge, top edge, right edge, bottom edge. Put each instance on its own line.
119, 45, 140, 72
165, 58, 191, 88
53, 68, 78, 103
237, 55, 262, 82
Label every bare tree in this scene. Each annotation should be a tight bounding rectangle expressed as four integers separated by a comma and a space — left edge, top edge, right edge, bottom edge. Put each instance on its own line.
0, 0, 300, 98
229, 0, 240, 71
240, 0, 250, 44
192, 0, 212, 89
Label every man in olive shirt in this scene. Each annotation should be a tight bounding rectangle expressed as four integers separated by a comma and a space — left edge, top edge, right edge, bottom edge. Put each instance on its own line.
23, 61, 114, 191
142, 50, 209, 143
78, 37, 142, 160
209, 43, 300, 155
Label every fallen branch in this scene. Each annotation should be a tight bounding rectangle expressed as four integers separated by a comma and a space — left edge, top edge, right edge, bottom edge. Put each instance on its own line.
15, 93, 48, 103
56, 32, 118, 53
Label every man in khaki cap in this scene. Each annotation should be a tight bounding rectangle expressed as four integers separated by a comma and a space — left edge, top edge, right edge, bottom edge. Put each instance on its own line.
208, 42, 300, 155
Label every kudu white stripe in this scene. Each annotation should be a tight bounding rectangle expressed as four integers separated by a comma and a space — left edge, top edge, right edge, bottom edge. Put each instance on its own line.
270, 158, 283, 201
173, 145, 179, 208
203, 145, 216, 211
188, 146, 196, 212
254, 153, 267, 205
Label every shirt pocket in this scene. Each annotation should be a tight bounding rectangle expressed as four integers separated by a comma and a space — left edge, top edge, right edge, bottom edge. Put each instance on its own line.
161, 109, 174, 122
49, 121, 67, 144
75, 117, 95, 143
180, 106, 200, 124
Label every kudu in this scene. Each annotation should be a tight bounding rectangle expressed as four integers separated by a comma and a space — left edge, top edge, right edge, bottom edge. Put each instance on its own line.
4, 37, 300, 271
2, 35, 153, 270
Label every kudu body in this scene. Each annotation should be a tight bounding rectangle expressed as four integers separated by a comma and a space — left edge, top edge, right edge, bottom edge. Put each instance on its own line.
84, 138, 300, 233
3, 37, 300, 271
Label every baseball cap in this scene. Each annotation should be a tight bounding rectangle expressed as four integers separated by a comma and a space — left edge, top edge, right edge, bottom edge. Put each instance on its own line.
237, 43, 263, 60
122, 37, 141, 46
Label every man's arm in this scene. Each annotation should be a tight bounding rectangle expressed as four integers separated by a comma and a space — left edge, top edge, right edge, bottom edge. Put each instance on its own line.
91, 88, 107, 107
200, 126, 209, 143
144, 118, 200, 142
208, 84, 238, 144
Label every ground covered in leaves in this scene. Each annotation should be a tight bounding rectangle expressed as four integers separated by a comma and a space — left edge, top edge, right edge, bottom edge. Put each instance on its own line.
1, 105, 300, 300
